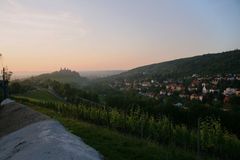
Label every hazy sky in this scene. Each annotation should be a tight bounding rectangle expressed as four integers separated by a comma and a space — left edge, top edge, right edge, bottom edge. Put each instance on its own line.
0, 0, 239, 73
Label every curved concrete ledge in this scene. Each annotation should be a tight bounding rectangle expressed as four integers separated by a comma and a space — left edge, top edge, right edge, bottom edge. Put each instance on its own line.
0, 102, 49, 138
0, 120, 102, 160
0, 102, 103, 160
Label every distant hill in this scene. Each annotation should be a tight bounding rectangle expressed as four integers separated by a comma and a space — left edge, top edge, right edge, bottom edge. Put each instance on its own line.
79, 70, 125, 79
115, 49, 240, 80
33, 68, 88, 86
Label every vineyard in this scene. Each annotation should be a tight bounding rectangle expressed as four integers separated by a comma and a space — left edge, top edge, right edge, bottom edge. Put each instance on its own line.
14, 96, 240, 160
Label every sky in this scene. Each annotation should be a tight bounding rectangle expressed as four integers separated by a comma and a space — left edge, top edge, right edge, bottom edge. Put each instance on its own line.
0, 0, 240, 73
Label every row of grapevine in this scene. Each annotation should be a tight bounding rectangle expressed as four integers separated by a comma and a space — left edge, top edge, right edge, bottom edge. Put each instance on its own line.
14, 96, 240, 160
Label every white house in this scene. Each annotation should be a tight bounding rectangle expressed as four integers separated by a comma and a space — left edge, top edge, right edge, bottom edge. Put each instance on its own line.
202, 86, 208, 94
223, 88, 236, 96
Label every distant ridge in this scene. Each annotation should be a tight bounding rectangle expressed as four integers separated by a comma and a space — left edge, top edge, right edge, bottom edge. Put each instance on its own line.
79, 70, 125, 79
32, 68, 88, 85
115, 49, 240, 79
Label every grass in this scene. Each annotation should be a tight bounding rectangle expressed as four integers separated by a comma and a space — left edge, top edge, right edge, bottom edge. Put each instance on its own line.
14, 89, 63, 102
28, 104, 210, 160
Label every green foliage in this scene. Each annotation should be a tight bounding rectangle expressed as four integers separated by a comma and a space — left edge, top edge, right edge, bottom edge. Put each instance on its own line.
49, 80, 100, 103
9, 81, 35, 94
200, 117, 224, 151
32, 106, 200, 160
10, 79, 99, 104
199, 117, 240, 159
18, 89, 63, 102
14, 96, 240, 159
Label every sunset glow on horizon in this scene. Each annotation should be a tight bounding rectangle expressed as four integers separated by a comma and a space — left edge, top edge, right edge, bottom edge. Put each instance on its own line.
0, 0, 239, 73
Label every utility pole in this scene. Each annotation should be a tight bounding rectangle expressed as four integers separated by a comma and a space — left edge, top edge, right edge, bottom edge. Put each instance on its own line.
0, 54, 11, 100
2, 67, 9, 99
